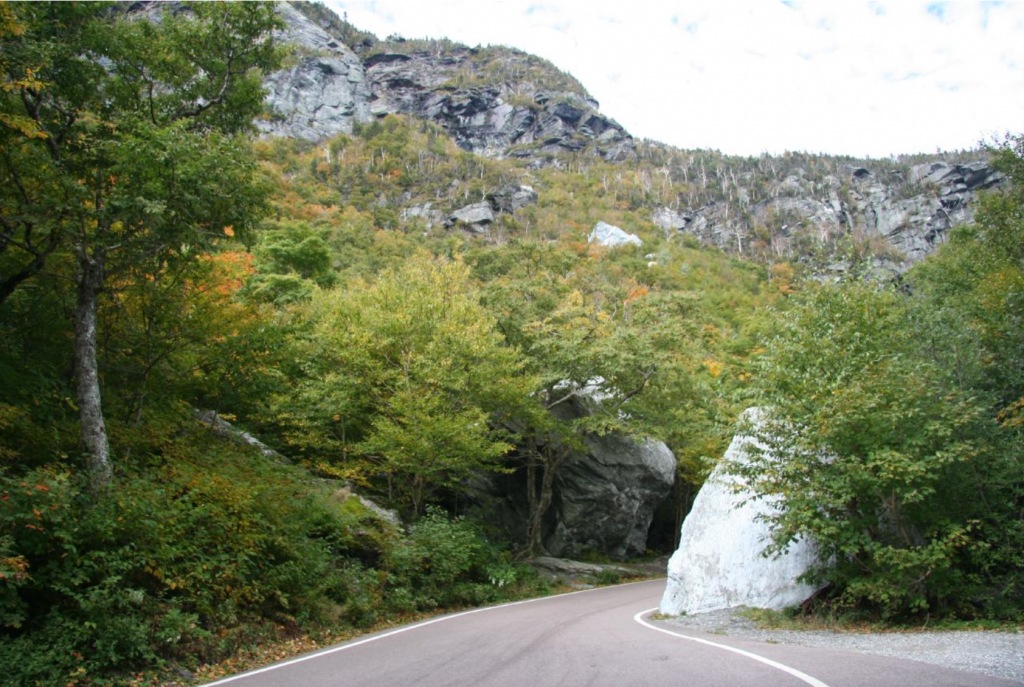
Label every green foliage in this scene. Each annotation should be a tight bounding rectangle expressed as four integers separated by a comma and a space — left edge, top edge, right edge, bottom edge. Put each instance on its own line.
244, 220, 337, 304
1, 1, 282, 299
383, 507, 518, 611
466, 238, 745, 553
0, 435, 365, 684
0, 3, 777, 681
0, 417, 551, 684
745, 269, 1022, 619
0, 0, 284, 489
277, 252, 536, 515
595, 568, 623, 585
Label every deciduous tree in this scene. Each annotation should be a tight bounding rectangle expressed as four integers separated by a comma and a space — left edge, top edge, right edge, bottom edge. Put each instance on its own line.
0, 2, 282, 489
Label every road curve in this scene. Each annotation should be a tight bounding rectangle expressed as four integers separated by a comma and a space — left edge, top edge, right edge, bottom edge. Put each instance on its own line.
205, 579, 1020, 687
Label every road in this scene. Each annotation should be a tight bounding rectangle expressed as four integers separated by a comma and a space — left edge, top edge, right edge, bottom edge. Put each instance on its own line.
205, 579, 1020, 687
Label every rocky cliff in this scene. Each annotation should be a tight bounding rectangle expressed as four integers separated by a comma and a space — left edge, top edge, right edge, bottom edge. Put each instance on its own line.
257, 3, 374, 141
262, 2, 1003, 269
263, 3, 634, 162
650, 155, 1003, 269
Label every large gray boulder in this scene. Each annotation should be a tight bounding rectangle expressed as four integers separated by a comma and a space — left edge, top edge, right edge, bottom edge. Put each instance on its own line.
659, 409, 821, 615
545, 433, 676, 559
445, 202, 495, 233
487, 185, 538, 214
473, 393, 675, 560
443, 185, 538, 234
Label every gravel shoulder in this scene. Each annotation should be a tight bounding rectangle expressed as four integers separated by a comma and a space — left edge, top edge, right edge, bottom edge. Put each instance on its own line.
666, 607, 1024, 684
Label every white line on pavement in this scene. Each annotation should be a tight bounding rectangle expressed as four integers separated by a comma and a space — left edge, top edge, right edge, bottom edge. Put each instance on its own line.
634, 608, 832, 687
203, 580, 657, 686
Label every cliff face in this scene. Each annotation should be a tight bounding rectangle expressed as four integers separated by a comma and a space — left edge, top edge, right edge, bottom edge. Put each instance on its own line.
262, 4, 634, 162
363, 50, 635, 162
263, 2, 1002, 268
651, 158, 1003, 269
256, 3, 374, 140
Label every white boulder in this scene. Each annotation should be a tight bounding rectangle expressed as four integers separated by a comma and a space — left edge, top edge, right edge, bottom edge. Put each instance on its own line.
588, 221, 642, 248
659, 409, 821, 615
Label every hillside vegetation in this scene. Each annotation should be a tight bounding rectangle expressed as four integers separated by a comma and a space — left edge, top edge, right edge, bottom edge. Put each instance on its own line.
0, 2, 1021, 684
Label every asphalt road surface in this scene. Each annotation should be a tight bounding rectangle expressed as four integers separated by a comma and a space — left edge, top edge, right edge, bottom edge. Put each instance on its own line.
205, 579, 1021, 687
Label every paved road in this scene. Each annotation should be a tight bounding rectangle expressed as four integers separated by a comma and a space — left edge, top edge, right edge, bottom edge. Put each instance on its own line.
205, 579, 1020, 687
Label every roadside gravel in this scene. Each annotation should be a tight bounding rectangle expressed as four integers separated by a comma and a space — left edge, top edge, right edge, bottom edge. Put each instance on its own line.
665, 608, 1024, 684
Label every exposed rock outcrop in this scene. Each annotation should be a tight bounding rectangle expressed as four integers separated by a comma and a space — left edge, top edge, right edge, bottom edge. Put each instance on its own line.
258, 3, 373, 140
529, 556, 631, 584
442, 184, 538, 234
852, 160, 1002, 261
488, 184, 538, 214
194, 409, 287, 461
546, 432, 675, 559
589, 221, 643, 248
652, 159, 1003, 269
660, 409, 821, 615
445, 201, 494, 233
474, 394, 675, 560
194, 408, 401, 525
263, 4, 634, 161
363, 48, 634, 162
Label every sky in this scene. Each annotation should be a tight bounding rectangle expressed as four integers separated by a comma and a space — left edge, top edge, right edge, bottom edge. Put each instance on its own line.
325, 0, 1024, 158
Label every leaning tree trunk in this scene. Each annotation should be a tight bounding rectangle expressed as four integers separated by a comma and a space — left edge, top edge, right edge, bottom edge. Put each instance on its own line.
524, 445, 566, 556
75, 252, 112, 491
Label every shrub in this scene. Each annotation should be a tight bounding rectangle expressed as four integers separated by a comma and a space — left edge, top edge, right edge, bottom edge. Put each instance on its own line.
0, 431, 380, 684
383, 507, 504, 611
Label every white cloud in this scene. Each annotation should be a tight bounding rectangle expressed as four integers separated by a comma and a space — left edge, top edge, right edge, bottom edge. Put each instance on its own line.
327, 0, 1024, 157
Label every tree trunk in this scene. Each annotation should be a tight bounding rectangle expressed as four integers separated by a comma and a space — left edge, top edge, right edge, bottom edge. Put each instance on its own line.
75, 253, 112, 491
524, 454, 542, 555
524, 445, 562, 556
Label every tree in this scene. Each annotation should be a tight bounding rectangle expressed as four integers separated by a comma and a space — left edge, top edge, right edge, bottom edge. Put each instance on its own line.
285, 252, 536, 515
475, 242, 709, 555
0, 2, 282, 489
901, 134, 1024, 615
243, 220, 336, 304
911, 136, 1024, 421
740, 283, 1000, 617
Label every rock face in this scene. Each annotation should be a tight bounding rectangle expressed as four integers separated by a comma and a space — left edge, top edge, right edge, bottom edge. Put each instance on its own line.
364, 49, 635, 162
445, 202, 494, 233
589, 221, 643, 248
442, 184, 539, 234
659, 410, 821, 615
652, 159, 1003, 269
546, 433, 676, 559
258, 4, 373, 140
488, 184, 538, 214
263, 4, 634, 161
476, 394, 676, 560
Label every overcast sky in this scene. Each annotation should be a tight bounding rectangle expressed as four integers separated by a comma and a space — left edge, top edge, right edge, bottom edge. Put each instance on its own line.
326, 0, 1024, 158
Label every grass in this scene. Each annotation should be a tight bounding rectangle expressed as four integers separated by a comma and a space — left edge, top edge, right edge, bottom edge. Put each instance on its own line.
738, 607, 1024, 634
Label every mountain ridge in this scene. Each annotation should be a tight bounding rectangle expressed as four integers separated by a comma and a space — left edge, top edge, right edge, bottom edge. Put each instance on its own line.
262, 1, 1002, 270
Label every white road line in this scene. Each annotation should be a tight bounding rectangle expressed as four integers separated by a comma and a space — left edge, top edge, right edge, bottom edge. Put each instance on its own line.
202, 581, 655, 686
634, 608, 833, 687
